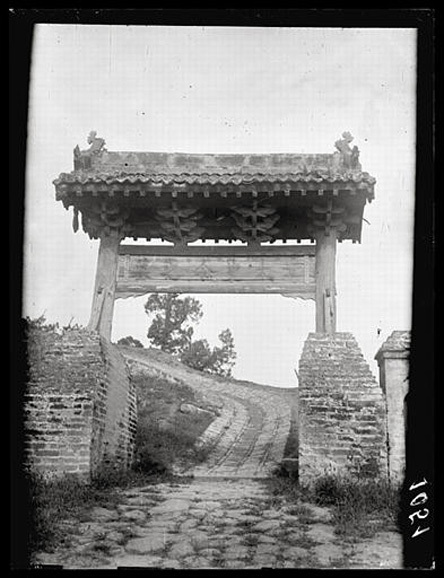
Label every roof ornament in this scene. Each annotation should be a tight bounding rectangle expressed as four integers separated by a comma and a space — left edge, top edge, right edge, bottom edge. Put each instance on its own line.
73, 131, 106, 170
87, 131, 106, 154
334, 131, 361, 170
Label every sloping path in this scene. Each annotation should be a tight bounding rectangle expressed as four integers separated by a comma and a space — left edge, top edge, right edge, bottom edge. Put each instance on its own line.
122, 348, 298, 478
33, 479, 403, 570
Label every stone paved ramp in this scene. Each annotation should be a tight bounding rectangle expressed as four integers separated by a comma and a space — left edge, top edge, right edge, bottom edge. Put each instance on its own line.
33, 479, 403, 570
122, 348, 298, 478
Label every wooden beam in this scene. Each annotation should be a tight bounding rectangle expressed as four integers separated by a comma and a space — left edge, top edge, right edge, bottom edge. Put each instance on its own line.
87, 229, 121, 340
315, 228, 337, 333
118, 244, 316, 257
116, 282, 316, 297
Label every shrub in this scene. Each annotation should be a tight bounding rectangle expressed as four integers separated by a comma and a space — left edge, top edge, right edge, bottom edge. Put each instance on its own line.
116, 336, 144, 348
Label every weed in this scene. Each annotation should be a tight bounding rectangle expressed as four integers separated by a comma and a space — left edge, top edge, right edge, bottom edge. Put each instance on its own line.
211, 555, 225, 569
236, 519, 256, 531
242, 534, 259, 548
91, 541, 112, 555
26, 464, 164, 558
27, 472, 114, 554
285, 504, 312, 517
267, 467, 400, 541
265, 470, 311, 504
313, 474, 400, 539
289, 532, 316, 550
312, 474, 345, 506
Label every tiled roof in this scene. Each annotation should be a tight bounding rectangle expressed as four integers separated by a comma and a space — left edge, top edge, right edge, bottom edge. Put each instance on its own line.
53, 151, 376, 188
54, 170, 376, 187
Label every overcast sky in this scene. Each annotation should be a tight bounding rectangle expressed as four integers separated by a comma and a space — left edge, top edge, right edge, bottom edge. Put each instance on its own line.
23, 25, 416, 387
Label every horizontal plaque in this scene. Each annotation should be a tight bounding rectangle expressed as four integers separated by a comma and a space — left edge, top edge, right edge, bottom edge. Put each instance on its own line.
116, 245, 315, 298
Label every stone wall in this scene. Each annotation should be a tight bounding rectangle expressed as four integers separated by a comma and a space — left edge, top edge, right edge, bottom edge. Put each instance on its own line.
375, 331, 410, 485
24, 325, 137, 478
298, 333, 388, 485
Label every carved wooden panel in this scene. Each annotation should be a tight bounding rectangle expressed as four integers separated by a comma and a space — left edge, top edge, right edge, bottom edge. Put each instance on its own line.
115, 246, 315, 298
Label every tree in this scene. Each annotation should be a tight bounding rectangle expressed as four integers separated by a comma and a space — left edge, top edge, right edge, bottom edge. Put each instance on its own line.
144, 293, 236, 377
179, 338, 215, 373
212, 328, 237, 377
117, 335, 144, 348
144, 293, 203, 354
179, 329, 236, 377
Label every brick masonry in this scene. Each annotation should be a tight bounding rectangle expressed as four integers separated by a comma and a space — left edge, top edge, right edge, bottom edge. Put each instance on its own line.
24, 325, 137, 479
375, 330, 410, 485
298, 332, 388, 485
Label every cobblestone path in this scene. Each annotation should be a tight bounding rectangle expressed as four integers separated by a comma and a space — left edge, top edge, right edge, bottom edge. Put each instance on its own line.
123, 349, 298, 478
33, 479, 403, 570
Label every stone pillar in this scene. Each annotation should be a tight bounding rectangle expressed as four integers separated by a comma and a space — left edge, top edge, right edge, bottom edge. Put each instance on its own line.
87, 228, 121, 340
315, 228, 337, 333
298, 332, 388, 486
375, 331, 410, 485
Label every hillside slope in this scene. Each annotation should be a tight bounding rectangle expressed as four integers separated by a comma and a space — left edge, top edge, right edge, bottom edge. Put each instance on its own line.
120, 346, 299, 479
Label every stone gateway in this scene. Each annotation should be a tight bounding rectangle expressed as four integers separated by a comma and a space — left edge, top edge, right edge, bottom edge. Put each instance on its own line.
24, 133, 407, 485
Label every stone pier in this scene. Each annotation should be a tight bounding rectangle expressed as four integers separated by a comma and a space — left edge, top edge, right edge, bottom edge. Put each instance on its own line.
375, 331, 410, 485
298, 333, 388, 485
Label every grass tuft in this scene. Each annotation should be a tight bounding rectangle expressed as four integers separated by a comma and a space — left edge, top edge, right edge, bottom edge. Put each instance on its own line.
268, 468, 400, 540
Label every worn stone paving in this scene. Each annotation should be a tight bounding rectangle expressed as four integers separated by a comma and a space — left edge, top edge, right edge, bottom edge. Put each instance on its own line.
33, 479, 403, 570
123, 348, 296, 478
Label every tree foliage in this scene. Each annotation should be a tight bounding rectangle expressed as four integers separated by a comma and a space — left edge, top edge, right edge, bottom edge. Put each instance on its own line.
144, 294, 236, 377
179, 328, 236, 377
144, 293, 202, 354
117, 335, 144, 348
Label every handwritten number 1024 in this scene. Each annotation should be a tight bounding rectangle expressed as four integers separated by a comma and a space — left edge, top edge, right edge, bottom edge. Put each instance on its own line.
409, 478, 430, 538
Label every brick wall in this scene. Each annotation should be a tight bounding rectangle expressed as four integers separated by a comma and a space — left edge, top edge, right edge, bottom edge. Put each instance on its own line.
375, 331, 410, 485
24, 325, 137, 479
93, 338, 138, 471
298, 332, 388, 485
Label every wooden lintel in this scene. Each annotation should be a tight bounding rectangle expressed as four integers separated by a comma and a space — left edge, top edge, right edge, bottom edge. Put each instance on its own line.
118, 244, 316, 257
117, 284, 316, 298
